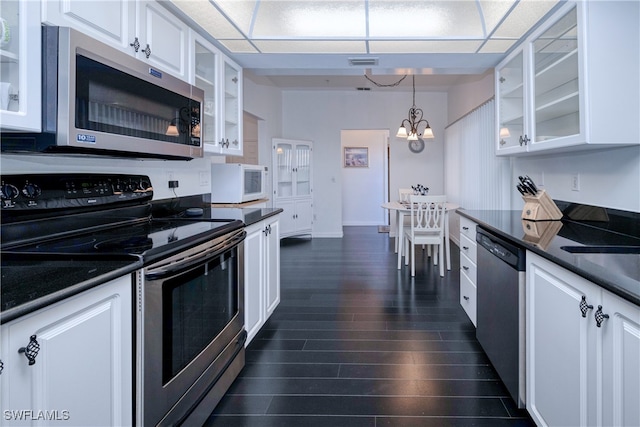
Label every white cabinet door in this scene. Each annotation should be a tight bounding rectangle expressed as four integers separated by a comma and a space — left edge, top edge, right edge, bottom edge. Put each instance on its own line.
0, 0, 41, 131
496, 50, 527, 155
41, 0, 135, 51
135, 0, 188, 80
243, 223, 265, 344
218, 56, 243, 156
243, 215, 281, 345
526, 251, 599, 427
265, 217, 281, 317
190, 31, 219, 154
600, 291, 640, 427
0, 275, 133, 427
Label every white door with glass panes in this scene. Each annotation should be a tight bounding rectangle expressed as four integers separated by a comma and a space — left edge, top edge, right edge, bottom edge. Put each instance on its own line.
0, 0, 41, 131
273, 139, 313, 238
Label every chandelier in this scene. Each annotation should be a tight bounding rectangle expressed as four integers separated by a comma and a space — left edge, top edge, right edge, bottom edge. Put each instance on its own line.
395, 75, 434, 141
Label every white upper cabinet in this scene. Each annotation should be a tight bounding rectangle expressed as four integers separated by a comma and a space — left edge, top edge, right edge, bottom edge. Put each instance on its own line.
0, 0, 41, 131
42, 0, 188, 80
190, 30, 243, 156
496, 1, 640, 156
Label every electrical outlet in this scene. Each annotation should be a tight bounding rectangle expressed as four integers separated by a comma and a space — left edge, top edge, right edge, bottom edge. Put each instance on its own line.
571, 173, 580, 191
198, 171, 209, 187
166, 171, 175, 181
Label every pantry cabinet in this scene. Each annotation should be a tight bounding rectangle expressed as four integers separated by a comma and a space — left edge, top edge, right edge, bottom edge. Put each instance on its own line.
190, 31, 243, 156
526, 251, 640, 427
244, 214, 280, 345
42, 0, 189, 80
0, 0, 41, 131
496, 1, 639, 156
273, 139, 313, 238
0, 275, 133, 426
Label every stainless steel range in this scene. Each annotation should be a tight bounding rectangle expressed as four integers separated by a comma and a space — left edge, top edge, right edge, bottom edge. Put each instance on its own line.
0, 173, 246, 426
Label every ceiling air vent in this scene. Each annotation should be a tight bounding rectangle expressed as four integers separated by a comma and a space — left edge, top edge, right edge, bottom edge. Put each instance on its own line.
348, 57, 379, 67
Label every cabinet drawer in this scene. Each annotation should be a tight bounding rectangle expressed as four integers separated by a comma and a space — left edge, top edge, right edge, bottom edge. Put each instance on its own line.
460, 216, 477, 240
460, 252, 477, 284
459, 234, 477, 263
460, 272, 477, 326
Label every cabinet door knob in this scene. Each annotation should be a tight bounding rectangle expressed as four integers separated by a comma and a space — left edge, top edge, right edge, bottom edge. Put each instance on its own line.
18, 335, 40, 366
463, 295, 470, 301
130, 37, 140, 52
142, 44, 151, 59
462, 265, 469, 271
0, 359, 4, 375
579, 295, 593, 317
462, 246, 469, 251
595, 305, 609, 327
462, 226, 469, 231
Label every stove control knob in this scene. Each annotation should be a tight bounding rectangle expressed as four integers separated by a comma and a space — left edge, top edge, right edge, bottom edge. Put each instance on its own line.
22, 182, 42, 199
1, 183, 19, 200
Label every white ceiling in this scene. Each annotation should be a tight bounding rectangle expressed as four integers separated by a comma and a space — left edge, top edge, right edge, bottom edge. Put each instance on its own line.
167, 0, 563, 90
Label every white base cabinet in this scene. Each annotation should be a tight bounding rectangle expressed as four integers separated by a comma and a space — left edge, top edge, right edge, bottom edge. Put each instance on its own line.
459, 216, 478, 326
244, 215, 280, 345
526, 251, 640, 427
0, 275, 133, 426
277, 199, 313, 239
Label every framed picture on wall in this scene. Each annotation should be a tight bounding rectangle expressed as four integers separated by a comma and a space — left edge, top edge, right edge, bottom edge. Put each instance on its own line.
344, 147, 369, 168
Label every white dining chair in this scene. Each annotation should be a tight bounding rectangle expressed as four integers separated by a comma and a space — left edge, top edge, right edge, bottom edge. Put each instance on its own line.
401, 195, 447, 277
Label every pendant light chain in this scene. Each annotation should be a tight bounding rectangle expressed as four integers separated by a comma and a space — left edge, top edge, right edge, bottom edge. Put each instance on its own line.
363, 74, 407, 88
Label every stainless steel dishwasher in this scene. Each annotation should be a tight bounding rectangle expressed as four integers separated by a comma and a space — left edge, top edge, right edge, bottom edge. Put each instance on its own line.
476, 227, 526, 408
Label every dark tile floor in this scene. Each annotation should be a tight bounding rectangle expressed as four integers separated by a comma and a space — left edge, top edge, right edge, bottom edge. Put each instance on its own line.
204, 226, 535, 426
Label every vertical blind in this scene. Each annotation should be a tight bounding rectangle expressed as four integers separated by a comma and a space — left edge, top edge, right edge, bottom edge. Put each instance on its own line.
445, 99, 511, 211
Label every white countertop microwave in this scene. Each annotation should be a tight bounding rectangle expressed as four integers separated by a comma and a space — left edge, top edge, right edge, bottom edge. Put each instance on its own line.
210, 164, 267, 203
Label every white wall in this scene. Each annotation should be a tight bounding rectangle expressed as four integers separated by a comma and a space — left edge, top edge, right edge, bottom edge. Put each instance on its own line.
281, 89, 448, 238
341, 130, 388, 226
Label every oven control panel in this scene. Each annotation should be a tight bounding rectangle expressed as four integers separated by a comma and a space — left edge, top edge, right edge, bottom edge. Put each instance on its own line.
1, 173, 153, 213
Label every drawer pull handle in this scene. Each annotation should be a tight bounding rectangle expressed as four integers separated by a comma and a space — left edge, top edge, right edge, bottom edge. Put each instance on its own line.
462, 266, 469, 271
462, 246, 469, 251
579, 296, 593, 317
463, 296, 469, 301
18, 335, 40, 366
462, 226, 469, 231
595, 305, 609, 327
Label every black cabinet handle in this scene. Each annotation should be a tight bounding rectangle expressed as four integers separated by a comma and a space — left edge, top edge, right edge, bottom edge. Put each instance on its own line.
462, 226, 469, 231
463, 296, 469, 301
579, 296, 593, 318
0, 359, 4, 375
142, 44, 151, 59
462, 265, 469, 271
462, 246, 469, 251
130, 37, 140, 52
595, 305, 609, 327
18, 335, 40, 366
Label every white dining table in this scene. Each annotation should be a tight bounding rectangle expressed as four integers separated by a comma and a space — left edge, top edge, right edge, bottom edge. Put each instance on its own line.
381, 200, 459, 272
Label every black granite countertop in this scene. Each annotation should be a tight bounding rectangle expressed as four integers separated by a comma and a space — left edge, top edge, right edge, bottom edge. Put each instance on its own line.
457, 208, 640, 306
206, 207, 283, 226
1, 253, 142, 324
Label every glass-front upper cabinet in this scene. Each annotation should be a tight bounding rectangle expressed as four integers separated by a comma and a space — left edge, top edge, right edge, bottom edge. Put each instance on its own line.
495, 1, 639, 156
275, 141, 293, 198
0, 0, 41, 131
192, 34, 219, 152
221, 57, 243, 156
295, 144, 311, 197
532, 7, 579, 144
496, 51, 525, 153
274, 140, 313, 199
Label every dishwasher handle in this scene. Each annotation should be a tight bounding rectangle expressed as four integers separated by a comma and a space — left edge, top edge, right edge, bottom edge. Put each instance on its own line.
476, 227, 526, 271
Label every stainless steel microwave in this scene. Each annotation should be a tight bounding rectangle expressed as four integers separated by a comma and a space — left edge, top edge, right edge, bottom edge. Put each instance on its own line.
1, 26, 203, 160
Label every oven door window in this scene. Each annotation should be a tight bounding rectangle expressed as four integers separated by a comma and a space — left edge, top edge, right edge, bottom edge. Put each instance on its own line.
75, 55, 200, 147
161, 247, 238, 383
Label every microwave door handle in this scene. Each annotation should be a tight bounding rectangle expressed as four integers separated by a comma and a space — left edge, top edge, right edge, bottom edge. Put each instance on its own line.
145, 231, 245, 281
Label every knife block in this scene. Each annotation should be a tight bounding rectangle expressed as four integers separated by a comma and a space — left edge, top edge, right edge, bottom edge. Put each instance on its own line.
521, 190, 563, 221
522, 219, 563, 249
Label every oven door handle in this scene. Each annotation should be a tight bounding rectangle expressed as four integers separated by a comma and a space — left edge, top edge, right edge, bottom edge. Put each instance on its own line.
145, 230, 245, 281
